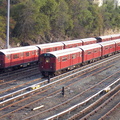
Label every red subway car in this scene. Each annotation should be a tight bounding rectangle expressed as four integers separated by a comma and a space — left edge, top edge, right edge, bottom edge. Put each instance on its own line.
36, 42, 64, 54
62, 40, 82, 49
114, 39, 120, 52
39, 39, 120, 77
0, 46, 38, 70
96, 35, 112, 42
39, 48, 82, 76
80, 38, 97, 45
79, 44, 102, 63
111, 34, 120, 40
99, 41, 115, 57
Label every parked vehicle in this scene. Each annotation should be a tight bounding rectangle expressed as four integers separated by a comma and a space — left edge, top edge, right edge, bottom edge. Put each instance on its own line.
39, 39, 120, 77
0, 34, 120, 72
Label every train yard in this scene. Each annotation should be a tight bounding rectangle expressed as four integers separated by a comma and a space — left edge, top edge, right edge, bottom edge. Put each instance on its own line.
0, 53, 120, 120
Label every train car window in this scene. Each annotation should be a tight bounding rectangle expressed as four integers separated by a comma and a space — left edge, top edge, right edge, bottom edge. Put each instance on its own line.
44, 54, 50, 57
60, 46, 63, 50
46, 49, 50, 52
54, 47, 58, 51
26, 52, 29, 57
13, 54, 19, 59
88, 51, 91, 54
105, 47, 108, 50
62, 57, 67, 61
94, 50, 97, 53
72, 54, 76, 59
32, 51, 34, 55
6, 55, 10, 59
74, 44, 77, 47
46, 58, 50, 63
118, 44, 120, 46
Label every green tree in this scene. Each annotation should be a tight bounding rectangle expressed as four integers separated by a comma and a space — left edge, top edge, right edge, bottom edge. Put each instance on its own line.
11, 0, 50, 42
0, 16, 6, 39
52, 0, 73, 36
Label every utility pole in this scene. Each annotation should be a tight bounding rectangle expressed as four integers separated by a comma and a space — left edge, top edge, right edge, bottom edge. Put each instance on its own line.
6, 0, 10, 49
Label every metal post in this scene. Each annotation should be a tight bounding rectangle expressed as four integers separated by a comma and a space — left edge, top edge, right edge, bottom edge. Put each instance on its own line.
48, 75, 50, 83
62, 87, 65, 96
6, 0, 10, 49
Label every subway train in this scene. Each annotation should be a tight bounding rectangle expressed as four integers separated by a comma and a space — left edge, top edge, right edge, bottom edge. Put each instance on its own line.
39, 39, 120, 77
0, 34, 120, 72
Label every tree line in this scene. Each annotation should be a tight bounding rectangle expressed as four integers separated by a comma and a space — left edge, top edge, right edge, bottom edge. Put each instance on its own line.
0, 0, 120, 45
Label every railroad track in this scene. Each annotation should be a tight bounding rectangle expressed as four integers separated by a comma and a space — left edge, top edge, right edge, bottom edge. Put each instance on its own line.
0, 54, 120, 120
0, 65, 41, 95
23, 75, 120, 120
0, 64, 39, 81
0, 53, 119, 106
68, 83, 120, 120
99, 102, 120, 120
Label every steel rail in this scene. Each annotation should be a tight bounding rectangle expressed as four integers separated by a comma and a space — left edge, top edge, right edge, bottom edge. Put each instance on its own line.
37, 78, 120, 120
98, 102, 120, 120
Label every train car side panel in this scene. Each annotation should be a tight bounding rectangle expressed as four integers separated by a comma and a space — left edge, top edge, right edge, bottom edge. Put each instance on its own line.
10, 53, 23, 66
79, 44, 101, 62
96, 35, 112, 42
36, 42, 64, 54
70, 52, 81, 65
81, 38, 97, 45
83, 49, 93, 62
93, 47, 102, 59
99, 41, 116, 56
62, 40, 82, 49
114, 39, 120, 52
59, 55, 71, 69
4, 54, 11, 68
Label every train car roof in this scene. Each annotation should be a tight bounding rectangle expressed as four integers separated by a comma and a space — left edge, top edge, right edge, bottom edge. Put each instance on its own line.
96, 35, 111, 39
41, 47, 82, 57
0, 45, 38, 55
111, 34, 120, 37
36, 42, 64, 49
99, 41, 115, 46
78, 43, 101, 51
113, 39, 120, 43
61, 39, 82, 45
80, 37, 97, 42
